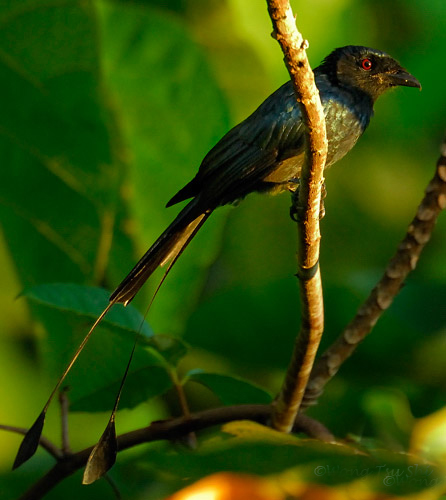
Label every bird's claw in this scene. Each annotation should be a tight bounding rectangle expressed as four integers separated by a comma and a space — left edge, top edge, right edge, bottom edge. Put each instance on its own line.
289, 180, 303, 221
290, 203, 305, 222
289, 181, 327, 221
319, 199, 326, 219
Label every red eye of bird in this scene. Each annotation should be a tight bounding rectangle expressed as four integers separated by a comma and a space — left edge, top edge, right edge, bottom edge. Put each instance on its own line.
361, 58, 373, 71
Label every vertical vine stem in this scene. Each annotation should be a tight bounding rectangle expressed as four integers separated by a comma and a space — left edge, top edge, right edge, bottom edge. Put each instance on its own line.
266, 0, 328, 432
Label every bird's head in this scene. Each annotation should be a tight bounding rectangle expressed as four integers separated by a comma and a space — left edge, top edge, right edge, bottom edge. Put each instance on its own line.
317, 45, 421, 101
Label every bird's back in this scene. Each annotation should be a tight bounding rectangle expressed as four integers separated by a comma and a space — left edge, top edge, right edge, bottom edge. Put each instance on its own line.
168, 65, 377, 210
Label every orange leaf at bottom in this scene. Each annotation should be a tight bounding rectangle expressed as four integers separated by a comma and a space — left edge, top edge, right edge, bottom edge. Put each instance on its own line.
165, 472, 283, 500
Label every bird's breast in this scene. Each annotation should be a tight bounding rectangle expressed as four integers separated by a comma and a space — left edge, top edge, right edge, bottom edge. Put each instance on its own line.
323, 96, 371, 167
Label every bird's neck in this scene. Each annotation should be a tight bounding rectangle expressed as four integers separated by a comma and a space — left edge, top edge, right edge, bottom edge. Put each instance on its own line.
339, 82, 375, 108
315, 65, 376, 106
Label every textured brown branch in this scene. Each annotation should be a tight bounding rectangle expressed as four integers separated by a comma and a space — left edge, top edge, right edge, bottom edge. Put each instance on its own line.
17, 406, 333, 500
303, 138, 446, 408
266, 0, 327, 432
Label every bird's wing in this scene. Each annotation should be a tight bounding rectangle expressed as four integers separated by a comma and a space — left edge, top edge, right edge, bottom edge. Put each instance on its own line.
167, 82, 306, 207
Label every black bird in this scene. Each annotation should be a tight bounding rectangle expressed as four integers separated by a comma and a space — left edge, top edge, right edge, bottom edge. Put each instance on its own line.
13, 45, 421, 473
110, 45, 420, 305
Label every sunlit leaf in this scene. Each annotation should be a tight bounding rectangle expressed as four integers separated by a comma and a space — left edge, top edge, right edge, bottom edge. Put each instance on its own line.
165, 472, 282, 500
144, 437, 445, 497
221, 421, 298, 445
410, 407, 446, 466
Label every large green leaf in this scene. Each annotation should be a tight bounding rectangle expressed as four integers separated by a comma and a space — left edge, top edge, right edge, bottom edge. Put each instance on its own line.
24, 282, 189, 364
24, 283, 177, 411
140, 428, 444, 497
98, 1, 231, 334
0, 0, 132, 289
185, 277, 300, 370
143, 334, 189, 367
187, 369, 272, 405
70, 365, 172, 412
24, 283, 153, 337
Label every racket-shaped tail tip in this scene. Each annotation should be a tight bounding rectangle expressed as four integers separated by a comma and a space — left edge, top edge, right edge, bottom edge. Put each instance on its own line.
82, 418, 117, 485
12, 410, 46, 470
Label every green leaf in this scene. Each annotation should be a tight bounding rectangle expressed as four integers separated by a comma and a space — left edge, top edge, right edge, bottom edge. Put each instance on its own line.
143, 437, 444, 496
187, 370, 272, 406
142, 334, 189, 367
185, 278, 300, 370
142, 439, 367, 481
24, 283, 153, 337
70, 365, 172, 412
24, 283, 177, 411
361, 388, 413, 450
98, 1, 231, 334
0, 0, 132, 289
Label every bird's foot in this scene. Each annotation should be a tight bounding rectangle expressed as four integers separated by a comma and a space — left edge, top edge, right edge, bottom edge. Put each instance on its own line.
289, 179, 303, 221
287, 178, 300, 193
289, 181, 327, 221
319, 200, 326, 219
319, 181, 327, 219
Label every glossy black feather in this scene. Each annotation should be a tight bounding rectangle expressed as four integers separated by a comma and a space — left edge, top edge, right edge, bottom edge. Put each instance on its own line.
112, 45, 420, 304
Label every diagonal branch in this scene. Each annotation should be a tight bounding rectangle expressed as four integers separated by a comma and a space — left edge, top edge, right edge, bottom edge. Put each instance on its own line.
17, 406, 332, 500
303, 137, 446, 408
266, 0, 327, 432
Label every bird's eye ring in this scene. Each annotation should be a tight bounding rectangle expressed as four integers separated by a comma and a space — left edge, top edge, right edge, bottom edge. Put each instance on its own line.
361, 58, 373, 71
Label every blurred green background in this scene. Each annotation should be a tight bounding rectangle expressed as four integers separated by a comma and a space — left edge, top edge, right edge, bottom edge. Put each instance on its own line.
1, 0, 445, 498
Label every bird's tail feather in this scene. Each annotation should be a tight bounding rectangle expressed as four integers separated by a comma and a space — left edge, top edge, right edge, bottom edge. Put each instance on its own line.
110, 199, 209, 306
12, 200, 210, 471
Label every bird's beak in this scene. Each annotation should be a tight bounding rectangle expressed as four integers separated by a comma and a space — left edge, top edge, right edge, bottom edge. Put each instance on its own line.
387, 69, 422, 90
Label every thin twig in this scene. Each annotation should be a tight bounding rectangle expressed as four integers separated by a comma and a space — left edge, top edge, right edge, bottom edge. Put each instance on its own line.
17, 406, 333, 500
266, 0, 327, 432
169, 369, 192, 419
104, 474, 122, 499
0, 424, 63, 460
59, 387, 71, 455
303, 138, 446, 408
169, 367, 197, 448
